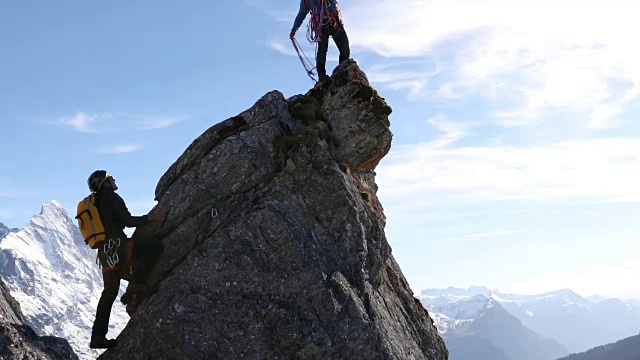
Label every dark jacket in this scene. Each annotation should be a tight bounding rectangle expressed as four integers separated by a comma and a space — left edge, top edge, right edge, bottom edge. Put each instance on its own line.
292, 0, 339, 32
96, 188, 149, 239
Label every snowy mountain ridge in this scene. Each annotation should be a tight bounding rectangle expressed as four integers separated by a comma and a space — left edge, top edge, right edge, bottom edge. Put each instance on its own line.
427, 294, 496, 322
422, 294, 496, 336
0, 221, 18, 240
422, 286, 640, 354
421, 286, 612, 310
0, 200, 128, 360
421, 292, 569, 360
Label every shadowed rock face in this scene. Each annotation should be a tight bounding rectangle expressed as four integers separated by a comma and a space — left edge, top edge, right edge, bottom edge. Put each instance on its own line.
0, 279, 78, 360
100, 60, 448, 360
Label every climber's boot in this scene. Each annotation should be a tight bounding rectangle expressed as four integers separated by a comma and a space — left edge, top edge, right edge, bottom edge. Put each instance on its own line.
89, 334, 117, 349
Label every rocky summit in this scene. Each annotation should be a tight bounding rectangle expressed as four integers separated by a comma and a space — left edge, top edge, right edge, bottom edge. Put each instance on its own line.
100, 60, 448, 360
0, 278, 77, 360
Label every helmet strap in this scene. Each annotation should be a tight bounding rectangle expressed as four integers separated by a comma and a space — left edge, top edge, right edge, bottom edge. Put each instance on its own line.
97, 176, 110, 192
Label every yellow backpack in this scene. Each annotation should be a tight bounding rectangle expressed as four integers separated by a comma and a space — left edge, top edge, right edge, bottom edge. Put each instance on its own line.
75, 194, 106, 249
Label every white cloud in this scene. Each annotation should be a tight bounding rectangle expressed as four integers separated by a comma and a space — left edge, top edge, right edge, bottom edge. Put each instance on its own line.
426, 114, 468, 148
136, 117, 182, 130
365, 61, 440, 100
466, 230, 527, 238
267, 37, 298, 57
58, 112, 101, 133
338, 0, 640, 128
378, 129, 640, 204
55, 112, 182, 132
267, 36, 340, 64
98, 144, 145, 154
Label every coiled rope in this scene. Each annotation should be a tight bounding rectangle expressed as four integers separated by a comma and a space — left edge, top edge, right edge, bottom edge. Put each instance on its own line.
292, 38, 317, 83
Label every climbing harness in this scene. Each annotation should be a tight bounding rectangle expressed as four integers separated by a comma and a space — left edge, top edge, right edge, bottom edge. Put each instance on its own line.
104, 237, 121, 268
292, 38, 317, 83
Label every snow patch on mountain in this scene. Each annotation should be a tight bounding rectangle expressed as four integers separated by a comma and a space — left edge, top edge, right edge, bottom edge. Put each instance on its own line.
420, 294, 499, 335
427, 294, 496, 320
0, 200, 128, 360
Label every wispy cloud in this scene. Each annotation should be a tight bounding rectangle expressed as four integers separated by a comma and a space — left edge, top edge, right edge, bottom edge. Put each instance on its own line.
267, 36, 340, 63
334, 0, 640, 128
136, 117, 182, 130
378, 124, 640, 204
467, 230, 528, 238
98, 144, 145, 154
427, 115, 469, 148
57, 112, 102, 133
267, 37, 298, 56
54, 112, 183, 132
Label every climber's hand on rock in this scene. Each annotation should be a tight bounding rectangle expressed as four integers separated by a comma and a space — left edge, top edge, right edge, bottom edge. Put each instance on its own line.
149, 209, 165, 223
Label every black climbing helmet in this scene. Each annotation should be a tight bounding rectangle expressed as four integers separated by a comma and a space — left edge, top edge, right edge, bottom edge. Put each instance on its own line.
88, 170, 109, 193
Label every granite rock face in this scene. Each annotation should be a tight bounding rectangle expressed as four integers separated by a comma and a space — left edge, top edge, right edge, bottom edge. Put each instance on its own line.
100, 60, 448, 360
0, 279, 78, 360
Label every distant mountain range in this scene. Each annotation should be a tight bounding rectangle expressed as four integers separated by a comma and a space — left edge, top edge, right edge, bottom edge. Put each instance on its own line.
558, 333, 640, 360
0, 201, 128, 360
421, 286, 640, 359
422, 292, 567, 360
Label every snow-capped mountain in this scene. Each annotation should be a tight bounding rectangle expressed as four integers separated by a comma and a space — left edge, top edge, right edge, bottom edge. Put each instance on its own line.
0, 201, 128, 360
422, 293, 568, 360
425, 294, 496, 335
0, 221, 18, 240
428, 294, 497, 321
422, 286, 640, 354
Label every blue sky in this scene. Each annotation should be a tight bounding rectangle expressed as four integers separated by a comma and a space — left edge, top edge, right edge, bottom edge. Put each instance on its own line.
2, 0, 639, 299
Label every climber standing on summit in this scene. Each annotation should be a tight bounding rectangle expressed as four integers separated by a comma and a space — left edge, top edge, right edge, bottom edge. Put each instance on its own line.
86, 170, 165, 349
290, 0, 350, 82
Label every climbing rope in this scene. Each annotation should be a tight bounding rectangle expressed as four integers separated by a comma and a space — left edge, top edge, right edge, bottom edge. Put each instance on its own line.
306, 0, 340, 44
292, 38, 317, 83
306, 0, 326, 43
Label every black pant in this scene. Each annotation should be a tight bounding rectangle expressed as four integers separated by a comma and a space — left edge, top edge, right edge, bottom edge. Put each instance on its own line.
131, 236, 163, 284
92, 237, 163, 337
317, 22, 350, 78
